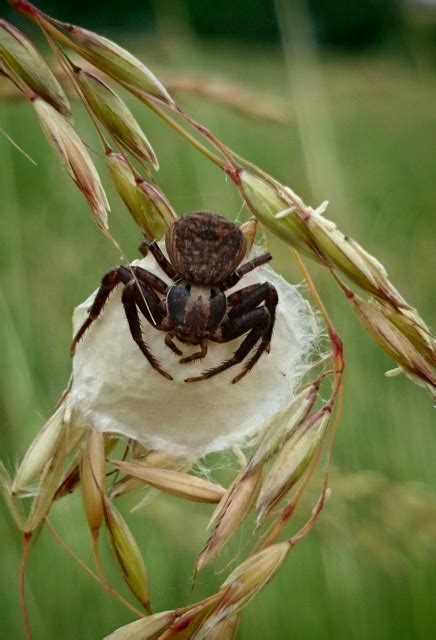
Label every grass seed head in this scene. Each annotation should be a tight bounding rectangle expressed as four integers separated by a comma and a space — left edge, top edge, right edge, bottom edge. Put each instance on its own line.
196, 614, 239, 640
373, 300, 436, 368
239, 170, 318, 261
0, 462, 26, 530
0, 19, 71, 117
12, 404, 66, 495
351, 295, 436, 398
106, 151, 175, 239
103, 497, 151, 611
196, 468, 262, 572
25, 419, 68, 532
33, 98, 109, 229
77, 69, 158, 169
104, 610, 177, 640
195, 543, 289, 638
160, 595, 221, 640
60, 23, 173, 105
256, 410, 329, 525
307, 214, 406, 307
135, 177, 177, 239
111, 461, 226, 504
81, 429, 106, 536
245, 382, 319, 475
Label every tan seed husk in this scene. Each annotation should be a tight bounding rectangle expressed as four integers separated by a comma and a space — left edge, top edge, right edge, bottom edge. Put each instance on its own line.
103, 497, 150, 611
77, 69, 158, 169
33, 97, 109, 229
135, 177, 177, 239
196, 467, 262, 572
256, 410, 330, 526
372, 299, 436, 368
195, 543, 290, 638
239, 170, 318, 261
0, 19, 71, 117
25, 418, 68, 532
239, 217, 257, 255
12, 403, 66, 495
196, 614, 239, 640
106, 151, 176, 239
159, 595, 221, 640
244, 382, 319, 476
81, 429, 106, 536
111, 461, 226, 504
50, 21, 173, 105
306, 213, 406, 307
104, 610, 177, 640
351, 295, 436, 398
0, 462, 26, 530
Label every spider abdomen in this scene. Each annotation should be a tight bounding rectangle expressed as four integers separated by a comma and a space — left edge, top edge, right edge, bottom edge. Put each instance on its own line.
167, 282, 226, 344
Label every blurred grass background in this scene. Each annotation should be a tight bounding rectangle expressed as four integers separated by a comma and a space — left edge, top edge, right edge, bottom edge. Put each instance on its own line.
1, 1, 436, 638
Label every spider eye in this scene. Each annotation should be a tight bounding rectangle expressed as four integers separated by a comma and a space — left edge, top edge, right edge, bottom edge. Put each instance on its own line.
210, 288, 217, 299
186, 284, 191, 293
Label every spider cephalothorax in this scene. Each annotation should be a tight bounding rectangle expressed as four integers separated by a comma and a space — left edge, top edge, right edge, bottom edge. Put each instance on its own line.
71, 211, 278, 383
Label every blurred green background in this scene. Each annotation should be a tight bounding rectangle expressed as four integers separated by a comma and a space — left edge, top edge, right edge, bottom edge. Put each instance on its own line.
1, 1, 435, 639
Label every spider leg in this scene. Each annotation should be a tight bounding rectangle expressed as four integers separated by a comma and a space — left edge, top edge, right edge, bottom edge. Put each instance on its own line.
131, 266, 170, 295
71, 266, 131, 355
185, 282, 278, 383
221, 252, 272, 290
139, 239, 178, 281
165, 332, 183, 356
122, 283, 173, 380
179, 340, 208, 364
185, 308, 269, 383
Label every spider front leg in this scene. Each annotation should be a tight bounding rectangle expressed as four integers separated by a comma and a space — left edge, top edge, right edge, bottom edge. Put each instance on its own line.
70, 266, 132, 355
138, 239, 178, 280
122, 281, 173, 380
185, 282, 278, 383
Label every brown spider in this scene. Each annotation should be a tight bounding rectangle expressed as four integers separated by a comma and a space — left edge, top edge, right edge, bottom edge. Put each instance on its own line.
71, 211, 278, 383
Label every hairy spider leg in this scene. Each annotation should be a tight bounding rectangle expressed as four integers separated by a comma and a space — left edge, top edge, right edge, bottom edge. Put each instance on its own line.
70, 266, 132, 355
185, 282, 278, 383
142, 239, 178, 280
179, 340, 208, 364
220, 252, 272, 290
165, 332, 183, 356
122, 281, 173, 380
230, 283, 278, 383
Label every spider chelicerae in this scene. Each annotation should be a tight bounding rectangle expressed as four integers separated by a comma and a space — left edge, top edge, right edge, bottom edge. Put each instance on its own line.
71, 211, 278, 383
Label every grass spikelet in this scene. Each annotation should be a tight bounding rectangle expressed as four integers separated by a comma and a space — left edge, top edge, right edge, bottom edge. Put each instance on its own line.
12, 403, 65, 495
244, 382, 319, 475
0, 462, 26, 530
0, 19, 71, 117
106, 151, 176, 238
12, 1, 174, 106
25, 417, 68, 532
195, 542, 290, 638
77, 69, 158, 170
238, 170, 318, 261
306, 212, 407, 307
159, 595, 221, 639
196, 614, 239, 640
135, 176, 177, 239
196, 467, 262, 572
103, 496, 151, 612
111, 461, 226, 504
104, 610, 177, 640
373, 299, 436, 368
32, 97, 110, 229
256, 410, 330, 526
81, 429, 106, 537
350, 294, 436, 398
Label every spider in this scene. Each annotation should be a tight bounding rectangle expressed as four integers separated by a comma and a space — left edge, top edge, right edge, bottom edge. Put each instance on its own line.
71, 211, 278, 383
